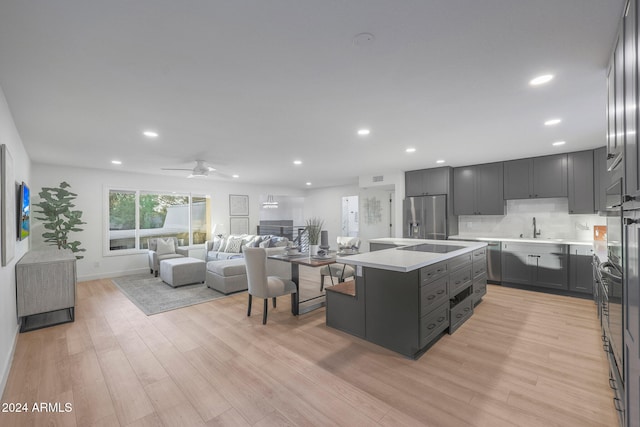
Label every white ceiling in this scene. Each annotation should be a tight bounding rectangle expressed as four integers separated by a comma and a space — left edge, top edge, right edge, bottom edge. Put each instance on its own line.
0, 0, 626, 189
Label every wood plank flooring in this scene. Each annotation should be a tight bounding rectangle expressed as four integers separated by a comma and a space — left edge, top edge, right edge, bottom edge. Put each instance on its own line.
1, 268, 618, 426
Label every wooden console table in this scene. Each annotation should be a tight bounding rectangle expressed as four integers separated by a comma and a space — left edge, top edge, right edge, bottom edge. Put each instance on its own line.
16, 248, 77, 332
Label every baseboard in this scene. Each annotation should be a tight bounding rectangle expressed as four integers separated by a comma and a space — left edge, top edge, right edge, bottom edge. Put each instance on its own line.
0, 323, 20, 399
78, 267, 150, 282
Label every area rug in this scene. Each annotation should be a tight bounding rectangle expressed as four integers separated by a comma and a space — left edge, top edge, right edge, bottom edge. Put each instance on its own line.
111, 274, 230, 315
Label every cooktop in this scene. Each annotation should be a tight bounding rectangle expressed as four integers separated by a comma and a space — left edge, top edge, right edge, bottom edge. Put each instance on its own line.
397, 243, 466, 253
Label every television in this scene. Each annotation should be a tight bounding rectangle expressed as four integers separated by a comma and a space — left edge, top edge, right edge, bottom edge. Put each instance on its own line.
18, 182, 29, 240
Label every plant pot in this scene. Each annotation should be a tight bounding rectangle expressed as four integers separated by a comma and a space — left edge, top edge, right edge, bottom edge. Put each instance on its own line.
309, 244, 319, 256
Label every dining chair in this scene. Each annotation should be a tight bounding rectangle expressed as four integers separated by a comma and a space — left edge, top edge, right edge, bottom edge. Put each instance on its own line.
319, 237, 361, 291
244, 247, 297, 324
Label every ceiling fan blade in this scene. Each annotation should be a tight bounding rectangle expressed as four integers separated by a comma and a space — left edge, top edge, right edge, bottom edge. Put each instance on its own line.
161, 168, 193, 171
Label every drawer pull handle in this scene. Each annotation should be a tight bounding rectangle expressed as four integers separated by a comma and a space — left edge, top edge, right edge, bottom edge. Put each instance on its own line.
455, 280, 461, 285
437, 316, 445, 322
427, 295, 436, 301
464, 307, 470, 312
609, 378, 617, 390
427, 323, 436, 330
456, 313, 464, 319
437, 290, 445, 295
614, 397, 624, 412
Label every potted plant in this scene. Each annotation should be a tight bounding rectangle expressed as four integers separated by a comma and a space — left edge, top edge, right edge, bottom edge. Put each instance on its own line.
33, 181, 86, 259
305, 217, 324, 256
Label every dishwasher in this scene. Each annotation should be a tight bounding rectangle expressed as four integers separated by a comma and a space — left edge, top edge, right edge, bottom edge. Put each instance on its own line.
486, 241, 501, 283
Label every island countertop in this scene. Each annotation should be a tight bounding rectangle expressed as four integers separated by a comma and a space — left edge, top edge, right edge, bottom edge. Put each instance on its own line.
336, 238, 487, 272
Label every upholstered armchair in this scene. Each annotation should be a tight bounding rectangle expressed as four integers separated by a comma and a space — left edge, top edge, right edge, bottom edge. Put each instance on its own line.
319, 237, 361, 291
148, 237, 185, 277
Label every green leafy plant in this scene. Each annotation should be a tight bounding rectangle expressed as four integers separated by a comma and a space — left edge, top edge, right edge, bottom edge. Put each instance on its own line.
305, 217, 324, 245
34, 181, 86, 259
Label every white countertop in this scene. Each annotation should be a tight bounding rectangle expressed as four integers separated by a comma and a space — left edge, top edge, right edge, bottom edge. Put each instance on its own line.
448, 235, 594, 246
337, 239, 487, 272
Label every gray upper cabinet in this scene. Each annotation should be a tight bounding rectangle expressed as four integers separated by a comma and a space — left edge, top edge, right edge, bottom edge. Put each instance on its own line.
453, 162, 504, 215
567, 150, 595, 214
504, 154, 568, 199
594, 147, 607, 212
405, 167, 450, 197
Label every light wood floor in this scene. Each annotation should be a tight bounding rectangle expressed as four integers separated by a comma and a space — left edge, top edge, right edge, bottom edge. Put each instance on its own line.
1, 268, 618, 426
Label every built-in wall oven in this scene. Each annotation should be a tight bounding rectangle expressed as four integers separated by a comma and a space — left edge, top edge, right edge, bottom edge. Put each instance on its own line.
604, 179, 624, 385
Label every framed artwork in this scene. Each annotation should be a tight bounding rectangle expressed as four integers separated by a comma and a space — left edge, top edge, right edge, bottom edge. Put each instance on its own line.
229, 194, 249, 216
1, 144, 16, 266
229, 217, 249, 235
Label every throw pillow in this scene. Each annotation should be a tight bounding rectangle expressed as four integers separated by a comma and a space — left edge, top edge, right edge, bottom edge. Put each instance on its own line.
259, 240, 271, 248
225, 236, 244, 253
156, 238, 175, 255
211, 237, 223, 252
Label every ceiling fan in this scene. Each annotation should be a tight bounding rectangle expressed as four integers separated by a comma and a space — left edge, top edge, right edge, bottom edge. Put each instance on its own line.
161, 160, 225, 178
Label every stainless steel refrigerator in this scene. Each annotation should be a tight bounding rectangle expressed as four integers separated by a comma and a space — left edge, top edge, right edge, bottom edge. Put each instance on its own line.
403, 195, 449, 240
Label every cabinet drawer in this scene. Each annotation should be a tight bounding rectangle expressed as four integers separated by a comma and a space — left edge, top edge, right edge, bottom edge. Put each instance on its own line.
420, 261, 448, 285
448, 253, 472, 272
472, 247, 487, 259
472, 274, 487, 304
449, 266, 473, 297
420, 276, 449, 315
472, 257, 487, 278
420, 302, 449, 347
449, 296, 473, 334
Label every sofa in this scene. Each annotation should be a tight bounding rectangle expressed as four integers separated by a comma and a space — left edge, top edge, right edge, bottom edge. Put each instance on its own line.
204, 234, 290, 262
205, 246, 291, 294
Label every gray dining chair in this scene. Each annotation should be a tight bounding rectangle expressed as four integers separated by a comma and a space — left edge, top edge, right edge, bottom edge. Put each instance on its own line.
244, 247, 297, 324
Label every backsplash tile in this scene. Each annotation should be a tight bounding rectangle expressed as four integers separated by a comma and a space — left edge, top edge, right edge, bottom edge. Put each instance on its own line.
457, 198, 605, 240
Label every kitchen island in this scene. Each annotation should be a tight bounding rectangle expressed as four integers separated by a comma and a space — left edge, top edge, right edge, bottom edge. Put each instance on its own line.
328, 239, 487, 358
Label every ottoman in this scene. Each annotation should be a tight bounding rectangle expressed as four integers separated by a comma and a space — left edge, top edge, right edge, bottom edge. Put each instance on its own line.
160, 257, 206, 288
205, 258, 248, 294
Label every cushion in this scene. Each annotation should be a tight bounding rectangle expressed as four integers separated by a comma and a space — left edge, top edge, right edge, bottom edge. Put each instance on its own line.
211, 237, 223, 251
156, 238, 176, 255
225, 236, 244, 253
207, 259, 247, 276
259, 240, 271, 248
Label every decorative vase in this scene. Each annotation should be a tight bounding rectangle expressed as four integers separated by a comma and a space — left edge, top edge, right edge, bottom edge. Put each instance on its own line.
309, 244, 319, 256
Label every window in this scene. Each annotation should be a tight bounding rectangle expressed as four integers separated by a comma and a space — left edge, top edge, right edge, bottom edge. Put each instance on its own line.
106, 188, 211, 255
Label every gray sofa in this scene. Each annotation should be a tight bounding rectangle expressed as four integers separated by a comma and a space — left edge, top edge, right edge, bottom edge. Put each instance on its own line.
204, 234, 290, 262
205, 247, 291, 294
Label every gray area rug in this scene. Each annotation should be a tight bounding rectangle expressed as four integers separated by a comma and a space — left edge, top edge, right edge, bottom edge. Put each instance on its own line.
111, 274, 230, 315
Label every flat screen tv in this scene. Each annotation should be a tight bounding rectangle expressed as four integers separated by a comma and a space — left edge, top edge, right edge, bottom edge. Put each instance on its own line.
18, 182, 29, 240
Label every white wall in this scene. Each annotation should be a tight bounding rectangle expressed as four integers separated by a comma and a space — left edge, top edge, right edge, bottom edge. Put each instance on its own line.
303, 184, 360, 248
0, 87, 31, 397
31, 164, 305, 281
359, 171, 404, 238
359, 187, 394, 251
457, 198, 606, 240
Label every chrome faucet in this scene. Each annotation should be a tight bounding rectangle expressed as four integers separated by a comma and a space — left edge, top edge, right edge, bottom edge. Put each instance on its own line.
533, 217, 541, 238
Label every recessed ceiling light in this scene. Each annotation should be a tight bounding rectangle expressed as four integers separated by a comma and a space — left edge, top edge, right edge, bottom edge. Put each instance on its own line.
143, 130, 159, 138
306, 182, 312, 186
232, 174, 239, 178
293, 160, 302, 165
406, 148, 416, 153
357, 129, 370, 136
436, 159, 445, 164
552, 141, 566, 146
530, 74, 554, 86
544, 119, 562, 126
111, 160, 122, 165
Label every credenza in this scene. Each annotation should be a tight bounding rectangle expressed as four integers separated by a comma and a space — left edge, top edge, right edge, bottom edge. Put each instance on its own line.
16, 248, 76, 332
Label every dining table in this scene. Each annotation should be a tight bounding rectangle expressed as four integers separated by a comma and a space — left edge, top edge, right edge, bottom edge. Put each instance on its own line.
267, 252, 338, 315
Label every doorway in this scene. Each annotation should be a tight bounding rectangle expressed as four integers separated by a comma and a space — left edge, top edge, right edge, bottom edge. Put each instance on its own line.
341, 195, 359, 237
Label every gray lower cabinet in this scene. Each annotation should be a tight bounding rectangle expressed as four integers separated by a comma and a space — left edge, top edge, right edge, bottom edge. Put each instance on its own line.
501, 242, 568, 290
16, 248, 77, 332
453, 162, 504, 215
569, 245, 594, 294
504, 154, 568, 200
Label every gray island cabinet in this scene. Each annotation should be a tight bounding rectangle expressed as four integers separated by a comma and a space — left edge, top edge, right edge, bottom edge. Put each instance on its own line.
16, 248, 77, 332
328, 239, 487, 358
